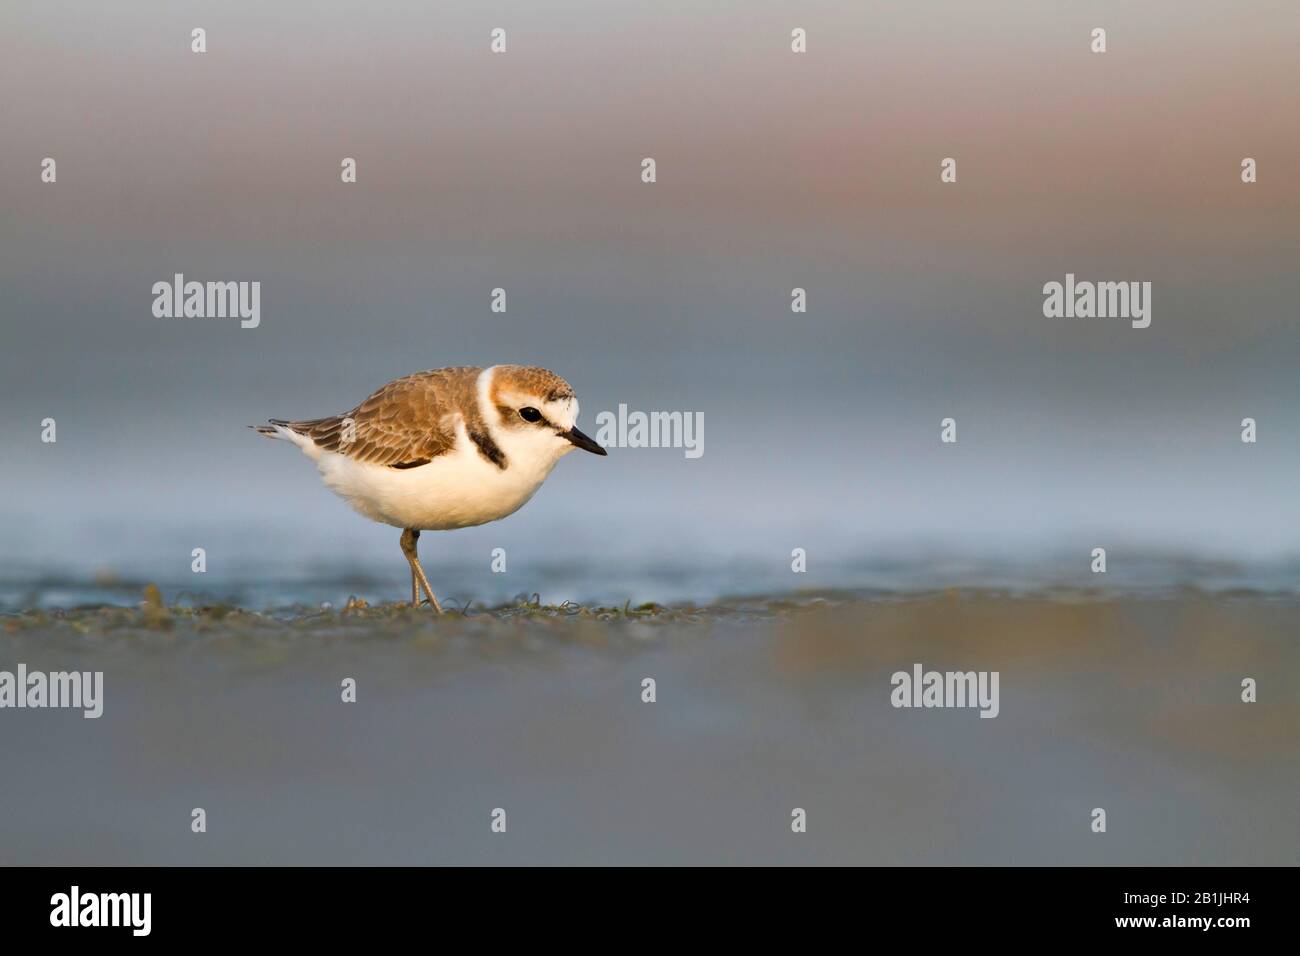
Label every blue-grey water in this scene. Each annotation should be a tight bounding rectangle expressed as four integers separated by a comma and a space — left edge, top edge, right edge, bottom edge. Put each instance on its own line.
3, 548, 1299, 611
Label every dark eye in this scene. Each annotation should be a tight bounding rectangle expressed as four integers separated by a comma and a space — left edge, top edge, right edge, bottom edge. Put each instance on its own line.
519, 407, 542, 423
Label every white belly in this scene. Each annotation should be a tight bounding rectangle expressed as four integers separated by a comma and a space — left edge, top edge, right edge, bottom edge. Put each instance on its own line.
314, 436, 559, 530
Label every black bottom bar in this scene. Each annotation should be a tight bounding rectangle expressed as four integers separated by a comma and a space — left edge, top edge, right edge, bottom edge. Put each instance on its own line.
0, 866, 1283, 942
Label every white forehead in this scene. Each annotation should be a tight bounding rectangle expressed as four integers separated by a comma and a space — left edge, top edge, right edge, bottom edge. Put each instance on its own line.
544, 395, 578, 430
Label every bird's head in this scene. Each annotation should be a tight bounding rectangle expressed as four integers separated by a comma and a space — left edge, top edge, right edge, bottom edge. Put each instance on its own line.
483, 365, 607, 467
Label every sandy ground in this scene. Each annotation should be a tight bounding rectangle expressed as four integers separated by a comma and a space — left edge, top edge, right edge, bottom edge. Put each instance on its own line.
1, 589, 1296, 865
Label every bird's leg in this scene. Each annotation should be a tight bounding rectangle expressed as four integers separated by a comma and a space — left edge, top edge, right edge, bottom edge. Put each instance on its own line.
399, 528, 442, 612
400, 528, 421, 606
411, 556, 443, 613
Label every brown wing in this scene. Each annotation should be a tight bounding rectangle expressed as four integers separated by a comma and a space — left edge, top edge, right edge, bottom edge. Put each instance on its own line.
273, 366, 483, 468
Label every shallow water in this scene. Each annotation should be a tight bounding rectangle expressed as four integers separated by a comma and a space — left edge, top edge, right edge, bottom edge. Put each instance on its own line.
1, 589, 1296, 865
4, 550, 1299, 612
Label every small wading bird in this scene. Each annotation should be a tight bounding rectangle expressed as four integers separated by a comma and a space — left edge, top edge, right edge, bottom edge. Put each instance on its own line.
252, 365, 606, 611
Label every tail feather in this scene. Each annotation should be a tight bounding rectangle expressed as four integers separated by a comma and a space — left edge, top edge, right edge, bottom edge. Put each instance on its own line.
251, 417, 330, 438
250, 418, 331, 461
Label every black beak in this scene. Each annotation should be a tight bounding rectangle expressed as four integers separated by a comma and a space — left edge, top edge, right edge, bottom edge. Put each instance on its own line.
562, 426, 607, 456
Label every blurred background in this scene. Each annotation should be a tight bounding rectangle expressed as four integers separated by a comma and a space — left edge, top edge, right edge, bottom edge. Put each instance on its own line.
3, 0, 1299, 606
